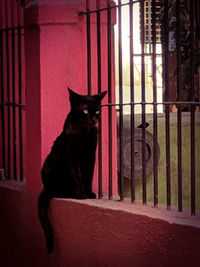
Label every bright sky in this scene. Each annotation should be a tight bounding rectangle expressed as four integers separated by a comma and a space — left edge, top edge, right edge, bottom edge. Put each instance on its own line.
114, 0, 163, 114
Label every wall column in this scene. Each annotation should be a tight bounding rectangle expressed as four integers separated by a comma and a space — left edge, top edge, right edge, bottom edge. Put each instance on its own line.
24, 0, 117, 195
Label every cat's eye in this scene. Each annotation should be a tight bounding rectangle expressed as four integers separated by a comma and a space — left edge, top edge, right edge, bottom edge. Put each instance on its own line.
83, 109, 88, 114
96, 110, 100, 115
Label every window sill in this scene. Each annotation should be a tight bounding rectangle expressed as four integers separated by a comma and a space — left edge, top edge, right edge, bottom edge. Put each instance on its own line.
0, 179, 26, 191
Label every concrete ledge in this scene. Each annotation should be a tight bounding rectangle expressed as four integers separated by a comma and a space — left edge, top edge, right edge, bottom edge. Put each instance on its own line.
58, 198, 200, 228
1, 187, 200, 267
0, 180, 27, 191
50, 198, 200, 267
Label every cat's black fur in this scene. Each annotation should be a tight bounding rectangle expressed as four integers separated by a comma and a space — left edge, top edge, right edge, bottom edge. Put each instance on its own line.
38, 88, 106, 253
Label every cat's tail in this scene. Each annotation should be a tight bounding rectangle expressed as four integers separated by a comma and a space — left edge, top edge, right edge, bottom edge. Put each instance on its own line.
38, 191, 53, 253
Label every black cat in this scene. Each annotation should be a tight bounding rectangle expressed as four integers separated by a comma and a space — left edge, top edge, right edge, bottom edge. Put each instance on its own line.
38, 88, 107, 253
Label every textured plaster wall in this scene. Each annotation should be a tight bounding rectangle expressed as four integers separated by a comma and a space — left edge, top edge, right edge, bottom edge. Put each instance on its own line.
51, 199, 200, 267
0, 186, 200, 267
25, 0, 117, 194
1, 1, 200, 266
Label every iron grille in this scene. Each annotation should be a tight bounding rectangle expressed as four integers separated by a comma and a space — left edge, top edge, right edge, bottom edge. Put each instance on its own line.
81, 0, 200, 215
0, 0, 26, 181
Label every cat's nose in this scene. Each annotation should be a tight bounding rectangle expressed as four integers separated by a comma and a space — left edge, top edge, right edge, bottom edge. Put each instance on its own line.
92, 118, 97, 124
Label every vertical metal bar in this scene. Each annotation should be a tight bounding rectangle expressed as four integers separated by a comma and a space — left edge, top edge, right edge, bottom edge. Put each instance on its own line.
0, 30, 6, 171
190, 0, 196, 215
164, 0, 171, 210
147, 0, 152, 54
152, 0, 158, 208
190, 107, 195, 215
194, 0, 199, 42
107, 0, 112, 199
140, 0, 146, 205
17, 0, 22, 26
5, 0, 11, 179
96, 0, 103, 198
18, 28, 23, 181
118, 0, 124, 201
177, 109, 182, 212
17, 1, 23, 180
11, 1, 17, 180
86, 0, 91, 95
176, 0, 182, 212
129, 0, 135, 203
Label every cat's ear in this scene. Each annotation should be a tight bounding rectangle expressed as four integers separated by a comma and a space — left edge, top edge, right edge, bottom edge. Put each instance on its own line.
68, 87, 73, 95
68, 88, 82, 106
94, 91, 107, 103
68, 87, 79, 98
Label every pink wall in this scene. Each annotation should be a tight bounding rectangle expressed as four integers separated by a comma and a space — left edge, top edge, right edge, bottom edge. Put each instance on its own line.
1, 2, 200, 267
25, 0, 118, 195
1, 187, 200, 267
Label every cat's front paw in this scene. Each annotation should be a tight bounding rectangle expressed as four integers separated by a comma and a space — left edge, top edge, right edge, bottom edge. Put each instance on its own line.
87, 192, 96, 199
74, 193, 87, 199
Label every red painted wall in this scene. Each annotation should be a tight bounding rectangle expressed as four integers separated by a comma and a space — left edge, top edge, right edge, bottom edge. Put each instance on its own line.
1, 2, 200, 267
25, 0, 118, 195
0, 186, 200, 267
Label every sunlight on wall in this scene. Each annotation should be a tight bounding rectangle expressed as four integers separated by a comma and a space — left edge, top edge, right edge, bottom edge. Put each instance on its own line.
114, 0, 163, 114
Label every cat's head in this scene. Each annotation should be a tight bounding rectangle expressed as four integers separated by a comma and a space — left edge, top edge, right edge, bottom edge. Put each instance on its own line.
68, 88, 107, 131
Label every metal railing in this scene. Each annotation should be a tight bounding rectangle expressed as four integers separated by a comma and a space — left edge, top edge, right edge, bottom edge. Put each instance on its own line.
81, 0, 200, 215
0, 0, 26, 181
